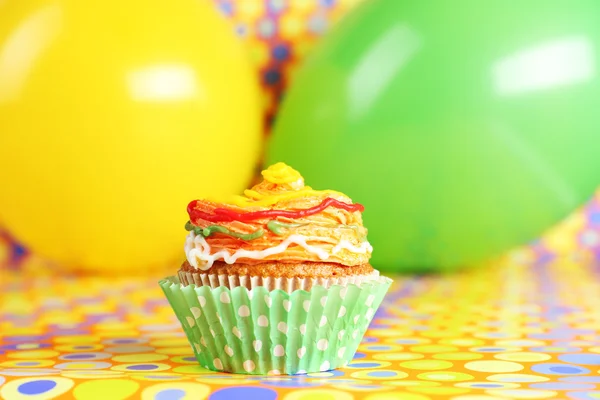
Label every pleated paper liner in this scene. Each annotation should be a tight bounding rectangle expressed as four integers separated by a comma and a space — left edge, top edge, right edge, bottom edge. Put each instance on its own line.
159, 275, 392, 375
178, 269, 381, 292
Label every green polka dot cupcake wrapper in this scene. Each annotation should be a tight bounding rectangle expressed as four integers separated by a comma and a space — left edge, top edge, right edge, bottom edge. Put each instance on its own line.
159, 275, 392, 375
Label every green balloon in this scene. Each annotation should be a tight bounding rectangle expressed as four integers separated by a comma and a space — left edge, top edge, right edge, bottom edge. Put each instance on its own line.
268, 0, 600, 272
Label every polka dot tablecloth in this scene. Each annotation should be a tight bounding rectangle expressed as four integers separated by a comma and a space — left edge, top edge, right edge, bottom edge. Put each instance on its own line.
2, 256, 600, 400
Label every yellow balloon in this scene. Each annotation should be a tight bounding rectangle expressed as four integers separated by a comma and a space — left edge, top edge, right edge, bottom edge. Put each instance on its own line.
0, 0, 262, 273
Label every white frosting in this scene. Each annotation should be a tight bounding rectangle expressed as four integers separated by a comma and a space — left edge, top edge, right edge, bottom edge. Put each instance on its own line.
184, 231, 373, 271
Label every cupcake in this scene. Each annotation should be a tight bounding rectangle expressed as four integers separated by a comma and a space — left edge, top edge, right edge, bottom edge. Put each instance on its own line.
160, 163, 391, 375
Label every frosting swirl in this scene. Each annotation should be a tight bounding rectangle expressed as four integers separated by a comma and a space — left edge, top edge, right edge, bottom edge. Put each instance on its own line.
185, 163, 372, 270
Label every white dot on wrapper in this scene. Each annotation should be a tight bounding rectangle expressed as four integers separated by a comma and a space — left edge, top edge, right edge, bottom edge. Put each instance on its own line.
338, 330, 345, 340
194, 343, 201, 353
253, 340, 262, 352
320, 361, 331, 371
268, 370, 281, 375
303, 300, 311, 312
352, 329, 358, 339
365, 294, 375, 307
220, 292, 231, 303
201, 337, 206, 346
238, 305, 250, 317
273, 344, 285, 356
190, 307, 201, 319
277, 322, 288, 334
297, 347, 306, 359
243, 360, 255, 372
198, 296, 206, 307
319, 316, 327, 327
283, 299, 291, 312
338, 347, 346, 358
232, 326, 242, 339
186, 317, 195, 327
365, 308, 374, 321
265, 295, 272, 308
320, 296, 327, 307
340, 287, 348, 299
210, 328, 215, 337
225, 345, 234, 356
353, 315, 359, 324
213, 358, 223, 370
338, 306, 346, 318
257, 315, 268, 327
299, 324, 306, 335
216, 312, 222, 323
317, 339, 328, 351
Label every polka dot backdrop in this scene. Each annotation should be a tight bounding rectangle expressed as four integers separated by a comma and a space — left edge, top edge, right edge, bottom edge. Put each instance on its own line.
2, 256, 600, 398
2, 0, 600, 272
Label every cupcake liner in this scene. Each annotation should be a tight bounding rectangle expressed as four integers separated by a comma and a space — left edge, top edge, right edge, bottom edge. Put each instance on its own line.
159, 275, 392, 375
178, 269, 381, 293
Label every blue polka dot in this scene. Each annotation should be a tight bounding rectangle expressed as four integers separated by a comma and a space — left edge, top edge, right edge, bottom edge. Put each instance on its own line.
367, 371, 397, 377
565, 391, 600, 400
209, 387, 278, 400
320, 0, 335, 7
560, 376, 600, 383
558, 354, 600, 365
366, 346, 391, 351
16, 362, 39, 366
348, 362, 381, 368
472, 384, 503, 388
264, 70, 280, 85
353, 352, 366, 359
531, 363, 590, 375
530, 383, 595, 390
217, 2, 233, 16
474, 347, 504, 352
156, 389, 186, 400
530, 346, 582, 353
18, 380, 57, 395
394, 339, 419, 344
127, 364, 159, 371
272, 45, 289, 61
362, 337, 378, 343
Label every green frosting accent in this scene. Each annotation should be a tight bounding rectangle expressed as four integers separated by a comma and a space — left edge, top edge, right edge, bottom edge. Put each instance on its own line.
185, 221, 264, 241
267, 220, 303, 235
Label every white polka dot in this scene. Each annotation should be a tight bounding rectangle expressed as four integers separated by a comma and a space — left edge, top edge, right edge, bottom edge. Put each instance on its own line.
186, 316, 195, 327
225, 345, 234, 356
273, 344, 285, 356
353, 315, 359, 324
303, 300, 311, 312
365, 308, 374, 321
338, 306, 346, 318
243, 360, 255, 372
338, 330, 345, 340
190, 307, 201, 319
352, 329, 358, 339
238, 305, 250, 317
210, 328, 215, 337
198, 296, 206, 307
320, 361, 331, 371
268, 370, 281, 375
220, 292, 231, 303
319, 316, 328, 327
340, 287, 348, 299
297, 347, 306, 359
265, 295, 272, 308
253, 340, 262, 352
317, 339, 328, 351
365, 294, 375, 307
320, 296, 327, 307
299, 324, 306, 335
338, 347, 346, 358
277, 322, 288, 334
232, 326, 242, 339
200, 337, 206, 346
194, 343, 201, 353
283, 299, 291, 312
216, 312, 222, 323
257, 315, 268, 327
213, 358, 223, 370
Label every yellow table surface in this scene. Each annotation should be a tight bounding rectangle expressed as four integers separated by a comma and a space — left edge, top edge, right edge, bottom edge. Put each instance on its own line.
1, 258, 600, 400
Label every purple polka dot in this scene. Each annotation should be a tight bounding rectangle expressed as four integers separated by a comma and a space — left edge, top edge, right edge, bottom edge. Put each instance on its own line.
126, 364, 159, 371
472, 384, 503, 388
183, 357, 196, 362
64, 354, 94, 359
531, 382, 595, 390
16, 362, 39, 366
18, 380, 56, 395
348, 362, 381, 368
210, 387, 277, 400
